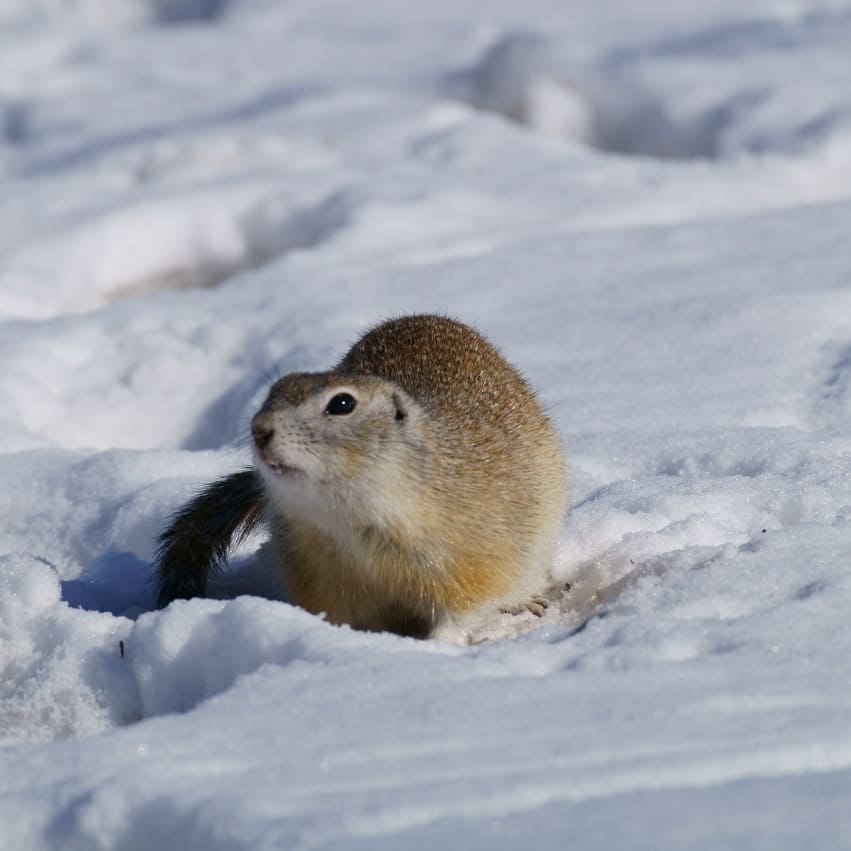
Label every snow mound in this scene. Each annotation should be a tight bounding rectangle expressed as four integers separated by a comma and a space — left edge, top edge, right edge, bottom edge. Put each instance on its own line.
0, 554, 135, 743
448, 31, 719, 159
0, 553, 463, 744
0, 186, 352, 320
450, 23, 851, 162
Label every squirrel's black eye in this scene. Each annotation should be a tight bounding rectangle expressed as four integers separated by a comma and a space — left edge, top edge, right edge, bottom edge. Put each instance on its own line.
325, 392, 357, 415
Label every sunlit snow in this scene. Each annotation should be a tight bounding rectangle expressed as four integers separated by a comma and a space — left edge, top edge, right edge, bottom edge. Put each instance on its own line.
1, 1, 851, 848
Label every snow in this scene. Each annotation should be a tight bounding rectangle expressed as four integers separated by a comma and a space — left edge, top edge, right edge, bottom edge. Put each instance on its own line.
2, 0, 851, 847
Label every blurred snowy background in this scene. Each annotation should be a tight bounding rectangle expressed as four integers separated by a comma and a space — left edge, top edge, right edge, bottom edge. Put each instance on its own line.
1, 1, 851, 848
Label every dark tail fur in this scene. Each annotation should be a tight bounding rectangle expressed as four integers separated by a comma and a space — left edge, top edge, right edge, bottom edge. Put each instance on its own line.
155, 469, 266, 608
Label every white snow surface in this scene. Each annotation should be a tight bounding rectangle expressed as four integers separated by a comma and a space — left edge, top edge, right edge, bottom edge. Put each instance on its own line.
2, 0, 851, 847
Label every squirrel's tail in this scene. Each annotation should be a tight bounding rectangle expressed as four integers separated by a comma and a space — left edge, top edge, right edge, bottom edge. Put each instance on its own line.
155, 469, 265, 608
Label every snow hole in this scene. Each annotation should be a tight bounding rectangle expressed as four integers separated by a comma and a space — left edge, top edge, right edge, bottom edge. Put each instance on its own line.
148, 0, 228, 24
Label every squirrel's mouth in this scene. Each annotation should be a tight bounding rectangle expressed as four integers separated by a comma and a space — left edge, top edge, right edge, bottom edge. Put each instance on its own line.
266, 460, 298, 476
256, 450, 301, 478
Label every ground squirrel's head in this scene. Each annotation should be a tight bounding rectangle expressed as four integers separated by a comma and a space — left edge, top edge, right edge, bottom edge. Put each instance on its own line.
251, 371, 429, 527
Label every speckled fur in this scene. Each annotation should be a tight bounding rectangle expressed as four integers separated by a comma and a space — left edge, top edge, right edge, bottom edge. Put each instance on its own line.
156, 315, 567, 642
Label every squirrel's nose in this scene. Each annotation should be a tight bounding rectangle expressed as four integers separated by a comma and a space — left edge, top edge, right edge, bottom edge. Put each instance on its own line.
251, 411, 275, 449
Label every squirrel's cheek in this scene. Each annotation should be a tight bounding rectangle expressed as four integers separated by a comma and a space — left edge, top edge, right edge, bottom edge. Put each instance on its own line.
331, 439, 367, 480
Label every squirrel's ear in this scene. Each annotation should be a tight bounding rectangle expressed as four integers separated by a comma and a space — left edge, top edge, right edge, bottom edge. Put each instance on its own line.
391, 391, 411, 423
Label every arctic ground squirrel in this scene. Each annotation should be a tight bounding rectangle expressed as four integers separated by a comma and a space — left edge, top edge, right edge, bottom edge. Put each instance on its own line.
155, 314, 567, 642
